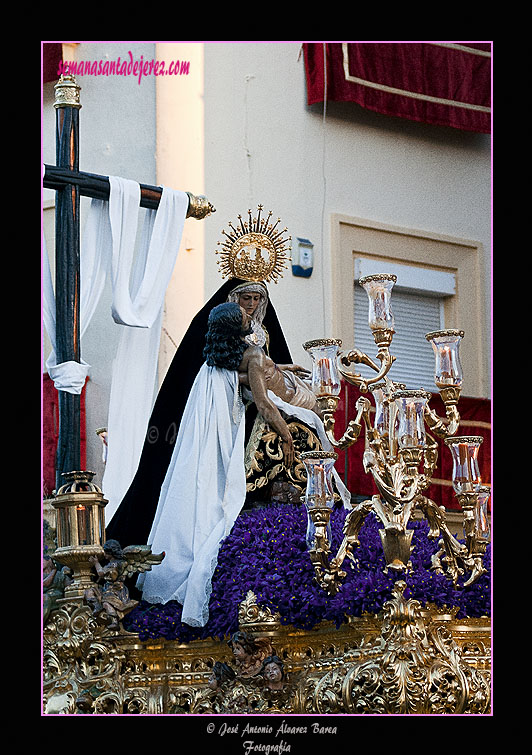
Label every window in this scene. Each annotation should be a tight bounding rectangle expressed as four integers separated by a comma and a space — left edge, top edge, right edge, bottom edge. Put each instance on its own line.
353, 257, 454, 392
330, 214, 488, 398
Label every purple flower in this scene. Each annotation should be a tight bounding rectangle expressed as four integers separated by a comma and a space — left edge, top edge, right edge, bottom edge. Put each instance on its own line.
123, 504, 491, 641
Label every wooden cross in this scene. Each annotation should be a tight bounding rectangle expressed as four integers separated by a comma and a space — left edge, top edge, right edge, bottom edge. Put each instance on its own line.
43, 74, 214, 491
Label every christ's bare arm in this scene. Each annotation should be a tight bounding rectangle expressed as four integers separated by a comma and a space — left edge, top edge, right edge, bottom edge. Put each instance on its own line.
243, 348, 295, 467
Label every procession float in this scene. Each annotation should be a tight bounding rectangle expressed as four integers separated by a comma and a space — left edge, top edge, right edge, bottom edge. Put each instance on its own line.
42, 75, 491, 716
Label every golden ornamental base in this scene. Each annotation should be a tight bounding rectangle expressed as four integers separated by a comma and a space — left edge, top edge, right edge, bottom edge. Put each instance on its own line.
43, 588, 491, 715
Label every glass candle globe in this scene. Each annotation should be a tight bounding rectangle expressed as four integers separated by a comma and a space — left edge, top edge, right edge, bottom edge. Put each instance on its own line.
359, 274, 396, 332
444, 435, 483, 495
303, 339, 342, 397
393, 389, 431, 449
300, 451, 338, 549
425, 329, 465, 389
370, 382, 389, 437
371, 381, 406, 439
475, 485, 491, 542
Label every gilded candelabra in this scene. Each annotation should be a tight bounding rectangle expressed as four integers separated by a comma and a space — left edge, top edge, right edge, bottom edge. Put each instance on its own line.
302, 274, 490, 595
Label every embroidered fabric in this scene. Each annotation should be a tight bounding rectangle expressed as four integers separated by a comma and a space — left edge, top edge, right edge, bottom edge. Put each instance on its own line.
232, 383, 245, 424
241, 386, 351, 507
244, 319, 267, 348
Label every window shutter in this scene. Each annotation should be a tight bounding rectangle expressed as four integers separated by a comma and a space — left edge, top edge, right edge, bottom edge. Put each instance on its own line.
353, 287, 442, 392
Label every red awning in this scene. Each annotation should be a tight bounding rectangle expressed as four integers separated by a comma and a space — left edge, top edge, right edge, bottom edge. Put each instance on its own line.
42, 43, 63, 83
303, 42, 491, 134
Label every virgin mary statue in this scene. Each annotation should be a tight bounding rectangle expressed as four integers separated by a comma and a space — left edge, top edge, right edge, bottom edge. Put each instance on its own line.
106, 277, 294, 549
105, 209, 350, 627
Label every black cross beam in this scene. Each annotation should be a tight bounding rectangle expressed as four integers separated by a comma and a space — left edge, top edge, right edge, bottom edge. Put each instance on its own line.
44, 74, 214, 491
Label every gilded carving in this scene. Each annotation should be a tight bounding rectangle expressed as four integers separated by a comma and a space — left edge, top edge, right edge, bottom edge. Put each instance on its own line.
43, 588, 490, 714
304, 581, 490, 715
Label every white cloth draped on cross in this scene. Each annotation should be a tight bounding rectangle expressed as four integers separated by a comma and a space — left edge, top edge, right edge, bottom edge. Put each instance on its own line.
43, 175, 188, 511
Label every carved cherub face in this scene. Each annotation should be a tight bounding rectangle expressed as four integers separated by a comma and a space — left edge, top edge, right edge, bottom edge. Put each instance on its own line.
232, 641, 247, 660
263, 661, 283, 683
75, 694, 94, 713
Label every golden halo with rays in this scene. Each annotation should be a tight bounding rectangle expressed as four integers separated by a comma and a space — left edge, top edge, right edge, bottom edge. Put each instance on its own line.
215, 205, 292, 284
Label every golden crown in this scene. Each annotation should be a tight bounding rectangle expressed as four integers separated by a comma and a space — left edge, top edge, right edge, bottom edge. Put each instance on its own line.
216, 206, 291, 284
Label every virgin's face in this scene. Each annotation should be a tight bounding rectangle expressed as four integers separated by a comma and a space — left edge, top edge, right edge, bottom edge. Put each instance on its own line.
238, 292, 262, 316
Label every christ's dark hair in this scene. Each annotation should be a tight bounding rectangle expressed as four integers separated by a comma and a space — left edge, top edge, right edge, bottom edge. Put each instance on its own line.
203, 302, 248, 370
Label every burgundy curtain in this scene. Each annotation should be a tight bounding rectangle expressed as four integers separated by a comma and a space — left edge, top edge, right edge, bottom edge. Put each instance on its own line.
42, 374, 87, 496
42, 43, 63, 83
303, 42, 491, 134
335, 384, 491, 513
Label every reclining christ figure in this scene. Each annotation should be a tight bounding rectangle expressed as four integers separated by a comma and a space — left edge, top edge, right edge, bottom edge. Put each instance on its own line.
137, 301, 348, 627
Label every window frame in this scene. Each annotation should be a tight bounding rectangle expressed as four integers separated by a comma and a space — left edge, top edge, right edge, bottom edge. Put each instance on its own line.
329, 213, 488, 398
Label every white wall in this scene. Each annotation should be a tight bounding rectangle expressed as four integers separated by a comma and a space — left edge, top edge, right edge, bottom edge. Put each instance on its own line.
202, 42, 491, 376
155, 42, 205, 381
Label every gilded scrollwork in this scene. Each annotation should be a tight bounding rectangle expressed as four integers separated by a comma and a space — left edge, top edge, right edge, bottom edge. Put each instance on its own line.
43, 589, 490, 715
43, 602, 141, 715
304, 581, 490, 715
238, 590, 281, 632
245, 417, 321, 497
